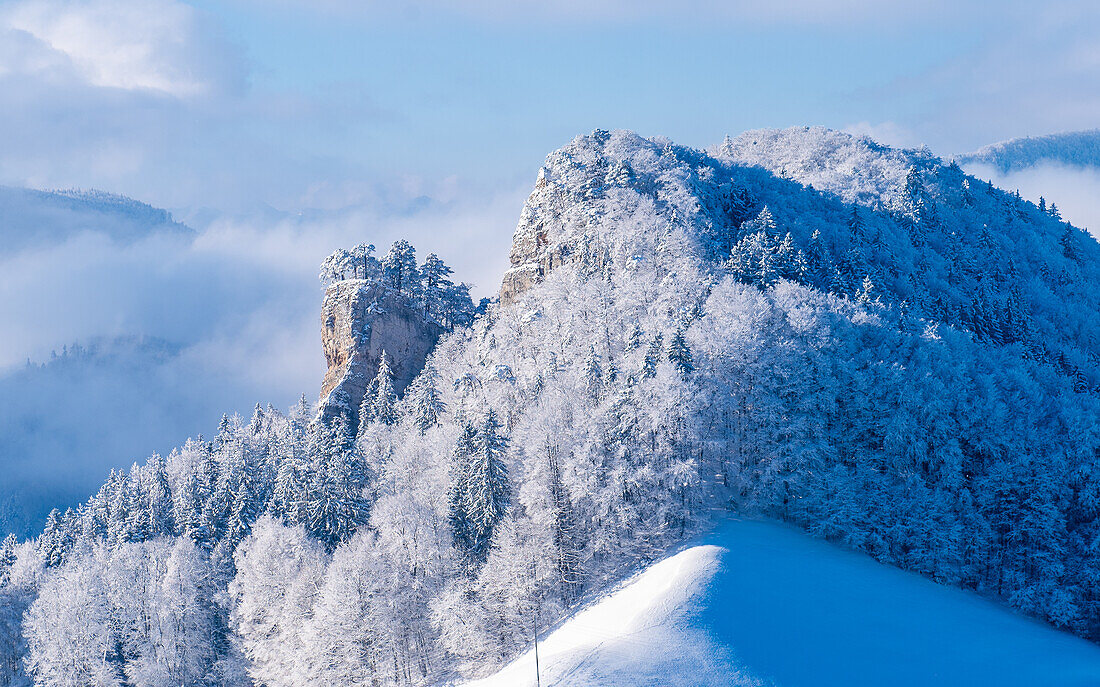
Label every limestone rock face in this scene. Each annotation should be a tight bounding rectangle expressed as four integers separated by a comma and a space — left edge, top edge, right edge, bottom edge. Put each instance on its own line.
318, 279, 444, 427
498, 166, 581, 305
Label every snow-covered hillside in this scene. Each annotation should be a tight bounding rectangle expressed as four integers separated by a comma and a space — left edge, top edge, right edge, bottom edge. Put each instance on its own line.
5, 127, 1100, 687
957, 130, 1100, 173
471, 520, 1100, 687
0, 186, 189, 254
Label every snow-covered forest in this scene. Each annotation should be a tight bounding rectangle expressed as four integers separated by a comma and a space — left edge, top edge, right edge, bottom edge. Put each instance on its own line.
2, 127, 1099, 686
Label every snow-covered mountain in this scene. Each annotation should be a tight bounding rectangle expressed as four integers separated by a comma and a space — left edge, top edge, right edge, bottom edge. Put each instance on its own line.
3, 127, 1100, 687
957, 130, 1100, 173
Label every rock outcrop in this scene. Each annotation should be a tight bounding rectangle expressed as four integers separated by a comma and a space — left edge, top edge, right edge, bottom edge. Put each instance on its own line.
499, 169, 573, 305
318, 279, 444, 428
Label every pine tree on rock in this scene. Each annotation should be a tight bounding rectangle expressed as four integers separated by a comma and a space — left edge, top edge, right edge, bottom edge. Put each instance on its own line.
381, 239, 421, 296
421, 252, 455, 319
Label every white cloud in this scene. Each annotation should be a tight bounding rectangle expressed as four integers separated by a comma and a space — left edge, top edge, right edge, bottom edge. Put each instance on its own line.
0, 183, 524, 533
962, 161, 1100, 239
0, 0, 243, 97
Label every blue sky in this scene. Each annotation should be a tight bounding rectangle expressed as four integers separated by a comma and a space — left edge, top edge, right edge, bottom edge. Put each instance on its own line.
3, 0, 1097, 218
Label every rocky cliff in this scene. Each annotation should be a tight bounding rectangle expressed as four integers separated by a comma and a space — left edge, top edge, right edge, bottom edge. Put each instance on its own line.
499, 168, 571, 305
318, 279, 444, 428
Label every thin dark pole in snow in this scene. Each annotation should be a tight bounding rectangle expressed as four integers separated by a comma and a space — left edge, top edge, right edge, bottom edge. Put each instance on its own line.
532, 560, 541, 687
532, 612, 541, 687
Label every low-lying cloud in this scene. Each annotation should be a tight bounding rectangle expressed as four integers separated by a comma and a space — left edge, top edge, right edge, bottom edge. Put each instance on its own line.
0, 182, 524, 537
962, 161, 1100, 238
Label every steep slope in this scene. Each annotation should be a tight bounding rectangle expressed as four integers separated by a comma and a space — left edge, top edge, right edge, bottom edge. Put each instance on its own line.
470, 520, 1100, 687
318, 279, 445, 426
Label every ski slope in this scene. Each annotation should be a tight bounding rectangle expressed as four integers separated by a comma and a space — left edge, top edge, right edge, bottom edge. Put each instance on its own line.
466, 520, 1100, 687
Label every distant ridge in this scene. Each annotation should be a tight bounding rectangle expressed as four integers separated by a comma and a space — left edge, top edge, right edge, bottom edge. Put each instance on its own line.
956, 130, 1100, 173
0, 185, 191, 254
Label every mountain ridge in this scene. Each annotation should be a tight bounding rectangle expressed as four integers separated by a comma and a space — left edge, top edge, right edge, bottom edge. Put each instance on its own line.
956, 129, 1100, 173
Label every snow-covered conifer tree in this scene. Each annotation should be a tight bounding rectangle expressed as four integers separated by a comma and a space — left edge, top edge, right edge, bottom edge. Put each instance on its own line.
407, 364, 445, 434
464, 410, 510, 560
668, 327, 694, 377
368, 351, 398, 427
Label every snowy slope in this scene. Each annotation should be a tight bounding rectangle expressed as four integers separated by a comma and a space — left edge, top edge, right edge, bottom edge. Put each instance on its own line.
467, 520, 1100, 687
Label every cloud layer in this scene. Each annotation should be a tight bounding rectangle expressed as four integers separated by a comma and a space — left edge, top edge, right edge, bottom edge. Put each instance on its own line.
0, 0, 244, 97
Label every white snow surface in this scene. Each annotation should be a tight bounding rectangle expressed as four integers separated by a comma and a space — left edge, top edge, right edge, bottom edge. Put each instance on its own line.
465, 519, 1100, 687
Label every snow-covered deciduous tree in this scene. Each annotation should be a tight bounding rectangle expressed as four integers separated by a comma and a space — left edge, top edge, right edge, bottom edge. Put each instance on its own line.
231, 517, 327, 687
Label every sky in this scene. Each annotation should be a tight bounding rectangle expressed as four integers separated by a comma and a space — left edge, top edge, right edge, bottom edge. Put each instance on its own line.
1, 0, 1100, 534
3, 0, 1100, 214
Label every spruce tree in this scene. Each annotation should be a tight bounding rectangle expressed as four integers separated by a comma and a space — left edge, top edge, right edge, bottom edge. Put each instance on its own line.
0, 533, 16, 587
408, 364, 445, 434
1061, 226, 1080, 263
448, 423, 479, 553
642, 332, 664, 378
464, 410, 510, 559
143, 453, 175, 537
806, 229, 833, 287
582, 347, 603, 402
40, 509, 64, 568
369, 351, 399, 427
848, 206, 865, 243
271, 441, 307, 525
306, 419, 367, 550
668, 327, 694, 377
